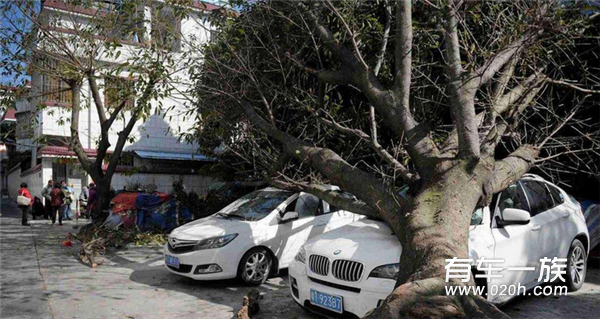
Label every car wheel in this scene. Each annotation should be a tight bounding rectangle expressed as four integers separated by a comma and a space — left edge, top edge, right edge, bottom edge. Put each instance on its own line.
566, 239, 586, 292
239, 247, 272, 286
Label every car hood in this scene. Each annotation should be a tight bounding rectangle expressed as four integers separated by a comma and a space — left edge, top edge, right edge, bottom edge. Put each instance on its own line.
304, 219, 402, 267
169, 216, 253, 241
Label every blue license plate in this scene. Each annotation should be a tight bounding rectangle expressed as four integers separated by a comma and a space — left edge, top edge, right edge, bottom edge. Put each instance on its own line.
310, 289, 343, 313
165, 255, 180, 269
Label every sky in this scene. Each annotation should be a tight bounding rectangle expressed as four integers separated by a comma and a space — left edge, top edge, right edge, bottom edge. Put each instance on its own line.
1, 0, 34, 87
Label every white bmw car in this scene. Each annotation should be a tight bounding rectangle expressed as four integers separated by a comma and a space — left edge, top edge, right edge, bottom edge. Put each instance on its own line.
289, 174, 589, 317
164, 187, 362, 285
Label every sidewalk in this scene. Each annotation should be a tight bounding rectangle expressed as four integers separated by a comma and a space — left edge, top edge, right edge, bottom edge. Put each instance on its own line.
0, 199, 53, 319
0, 199, 308, 319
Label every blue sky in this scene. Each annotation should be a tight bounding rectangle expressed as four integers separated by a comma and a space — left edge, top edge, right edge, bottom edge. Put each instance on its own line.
1, 1, 34, 87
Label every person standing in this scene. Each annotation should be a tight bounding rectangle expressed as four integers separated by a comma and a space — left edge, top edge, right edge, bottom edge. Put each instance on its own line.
87, 183, 97, 218
79, 185, 89, 219
41, 180, 53, 220
50, 183, 64, 225
17, 182, 33, 226
60, 181, 72, 220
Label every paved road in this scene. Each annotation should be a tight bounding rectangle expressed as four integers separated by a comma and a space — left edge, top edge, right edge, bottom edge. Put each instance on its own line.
2, 198, 600, 319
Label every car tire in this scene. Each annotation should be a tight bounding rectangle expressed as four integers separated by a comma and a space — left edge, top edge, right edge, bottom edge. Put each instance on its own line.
238, 247, 273, 286
565, 239, 586, 292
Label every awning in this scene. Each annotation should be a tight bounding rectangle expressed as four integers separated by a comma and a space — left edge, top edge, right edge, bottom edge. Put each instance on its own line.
39, 146, 111, 158
0, 109, 16, 124
134, 150, 212, 162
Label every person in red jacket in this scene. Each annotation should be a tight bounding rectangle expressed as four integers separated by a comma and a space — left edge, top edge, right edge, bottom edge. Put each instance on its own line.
50, 183, 65, 226
18, 182, 33, 226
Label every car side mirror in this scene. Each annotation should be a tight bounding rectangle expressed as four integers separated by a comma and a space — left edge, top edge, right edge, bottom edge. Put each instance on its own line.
280, 211, 299, 223
496, 208, 530, 227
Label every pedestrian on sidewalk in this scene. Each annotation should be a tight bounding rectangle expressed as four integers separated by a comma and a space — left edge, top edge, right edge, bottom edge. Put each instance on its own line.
50, 183, 64, 225
32, 197, 45, 220
79, 185, 89, 219
87, 183, 97, 218
17, 182, 33, 226
41, 179, 53, 220
60, 181, 72, 220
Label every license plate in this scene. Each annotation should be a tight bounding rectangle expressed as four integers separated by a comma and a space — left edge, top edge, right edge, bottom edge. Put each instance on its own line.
310, 289, 343, 313
165, 255, 180, 269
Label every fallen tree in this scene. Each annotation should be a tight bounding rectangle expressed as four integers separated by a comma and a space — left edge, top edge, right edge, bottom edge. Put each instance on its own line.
190, 1, 599, 318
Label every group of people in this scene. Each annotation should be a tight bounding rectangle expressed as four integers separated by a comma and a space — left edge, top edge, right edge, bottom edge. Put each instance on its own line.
17, 180, 98, 226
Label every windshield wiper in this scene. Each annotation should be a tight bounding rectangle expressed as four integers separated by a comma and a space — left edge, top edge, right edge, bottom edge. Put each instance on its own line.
227, 214, 247, 220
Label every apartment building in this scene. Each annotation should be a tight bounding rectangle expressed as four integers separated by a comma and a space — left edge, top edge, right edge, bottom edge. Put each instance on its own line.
8, 0, 223, 200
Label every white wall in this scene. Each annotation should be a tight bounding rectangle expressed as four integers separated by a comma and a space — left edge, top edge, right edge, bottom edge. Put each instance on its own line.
33, 3, 206, 154
6, 167, 21, 199
7, 166, 44, 201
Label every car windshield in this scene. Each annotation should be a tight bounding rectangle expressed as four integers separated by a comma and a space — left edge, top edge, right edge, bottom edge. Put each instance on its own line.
219, 190, 293, 221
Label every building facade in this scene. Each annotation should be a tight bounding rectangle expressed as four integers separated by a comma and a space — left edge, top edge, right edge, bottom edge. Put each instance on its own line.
9, 0, 222, 201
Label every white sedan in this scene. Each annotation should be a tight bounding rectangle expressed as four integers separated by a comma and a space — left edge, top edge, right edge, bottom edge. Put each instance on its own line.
164, 187, 361, 285
289, 174, 589, 317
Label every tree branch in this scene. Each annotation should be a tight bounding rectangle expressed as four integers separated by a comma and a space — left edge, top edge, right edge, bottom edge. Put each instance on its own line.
391, 0, 413, 98
68, 83, 97, 179
270, 180, 378, 217
241, 101, 406, 226
318, 111, 417, 184
373, 0, 392, 75
442, 0, 464, 82
475, 32, 537, 88
105, 75, 158, 178
87, 72, 108, 124
546, 79, 600, 94
486, 144, 539, 194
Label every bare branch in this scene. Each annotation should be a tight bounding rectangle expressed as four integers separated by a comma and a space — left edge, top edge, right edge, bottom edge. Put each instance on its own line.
271, 180, 378, 217
373, 0, 392, 75
241, 100, 406, 226
442, 0, 464, 81
546, 78, 600, 94
475, 32, 537, 88
87, 72, 108, 124
391, 0, 413, 98
487, 144, 540, 194
324, 0, 368, 70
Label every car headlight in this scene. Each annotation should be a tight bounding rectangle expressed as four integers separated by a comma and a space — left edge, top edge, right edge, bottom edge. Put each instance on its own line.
295, 247, 306, 264
194, 234, 238, 250
369, 263, 400, 280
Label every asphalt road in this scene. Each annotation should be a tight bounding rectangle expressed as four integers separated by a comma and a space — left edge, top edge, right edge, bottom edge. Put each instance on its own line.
2, 198, 600, 319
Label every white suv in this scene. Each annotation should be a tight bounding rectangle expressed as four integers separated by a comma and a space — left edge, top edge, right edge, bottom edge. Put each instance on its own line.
289, 175, 589, 317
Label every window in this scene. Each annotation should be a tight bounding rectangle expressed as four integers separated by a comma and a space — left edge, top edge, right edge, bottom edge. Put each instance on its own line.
547, 184, 565, 206
104, 77, 135, 109
521, 180, 554, 216
221, 190, 292, 221
294, 193, 321, 219
471, 208, 484, 225
152, 5, 181, 51
116, 153, 134, 167
40, 59, 73, 105
209, 30, 218, 44
496, 182, 530, 219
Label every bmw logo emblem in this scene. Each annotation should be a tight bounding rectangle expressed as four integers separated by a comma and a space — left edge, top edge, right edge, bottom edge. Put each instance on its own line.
333, 250, 341, 255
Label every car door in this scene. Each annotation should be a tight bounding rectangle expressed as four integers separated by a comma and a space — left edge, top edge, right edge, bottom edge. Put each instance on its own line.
520, 180, 561, 261
546, 183, 578, 258
489, 182, 538, 302
278, 192, 321, 267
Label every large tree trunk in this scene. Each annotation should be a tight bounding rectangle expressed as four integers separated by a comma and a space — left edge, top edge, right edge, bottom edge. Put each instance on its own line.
91, 179, 112, 224
366, 159, 507, 319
